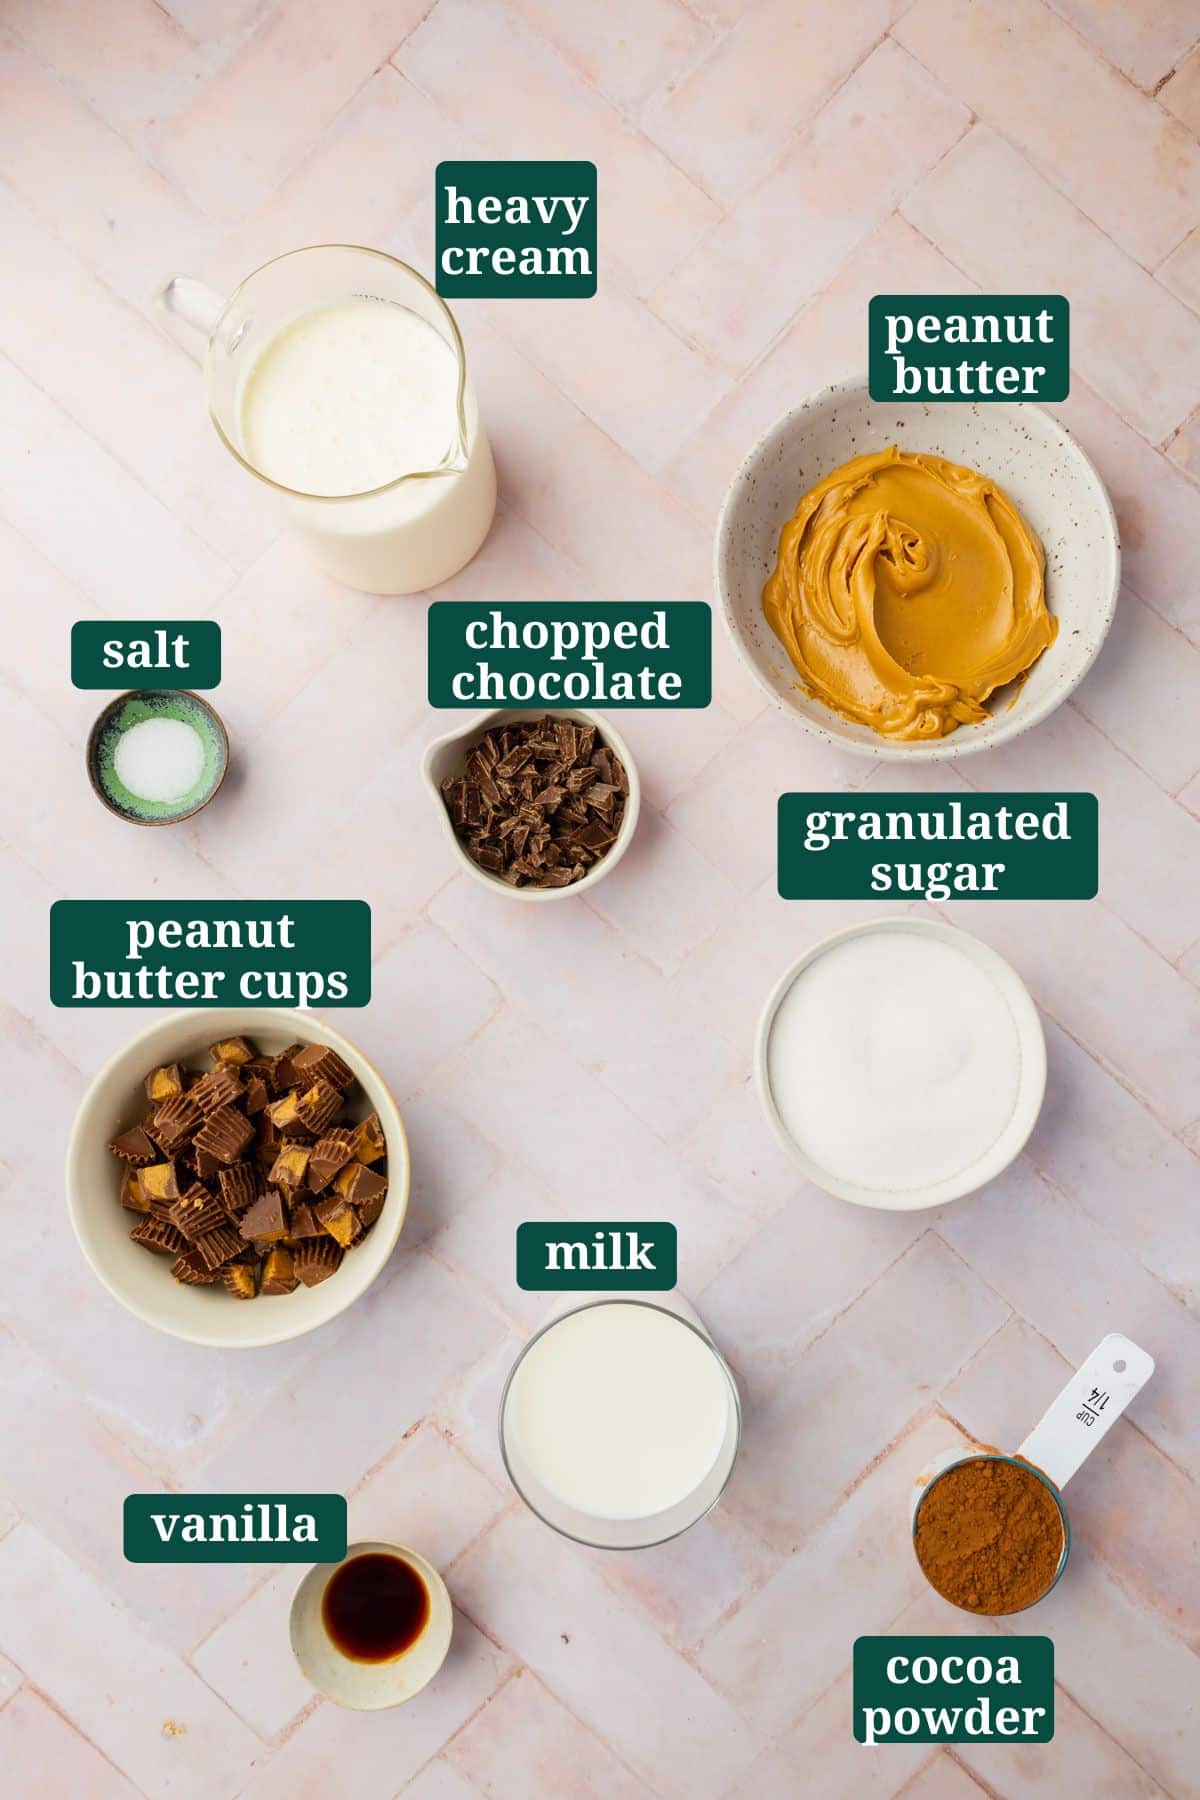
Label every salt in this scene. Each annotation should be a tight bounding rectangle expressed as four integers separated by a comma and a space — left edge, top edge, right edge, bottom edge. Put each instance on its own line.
114, 717, 206, 803
766, 926, 1022, 1196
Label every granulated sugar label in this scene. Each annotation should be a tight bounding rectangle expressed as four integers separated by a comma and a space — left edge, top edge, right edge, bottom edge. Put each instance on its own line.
853, 1637, 1054, 1744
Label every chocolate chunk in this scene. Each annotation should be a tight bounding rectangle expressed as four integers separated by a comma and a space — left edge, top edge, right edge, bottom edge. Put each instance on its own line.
269, 1143, 310, 1190
296, 1078, 341, 1135
260, 1246, 298, 1295
440, 714, 628, 890
314, 1192, 362, 1247
130, 1217, 188, 1256
308, 1127, 355, 1192
194, 1104, 254, 1165
290, 1044, 355, 1091
266, 1091, 313, 1137
194, 1145, 223, 1179
217, 1162, 260, 1217
238, 1189, 289, 1244
107, 1125, 158, 1166
294, 1239, 344, 1287
209, 1036, 255, 1066
144, 1064, 184, 1104
269, 1045, 304, 1092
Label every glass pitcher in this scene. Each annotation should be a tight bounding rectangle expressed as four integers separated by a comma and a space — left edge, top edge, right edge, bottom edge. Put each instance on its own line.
158, 245, 496, 595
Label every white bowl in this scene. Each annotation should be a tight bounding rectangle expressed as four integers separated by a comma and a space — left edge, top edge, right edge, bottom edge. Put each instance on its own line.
421, 707, 640, 901
716, 377, 1120, 761
755, 916, 1046, 1210
290, 1540, 453, 1710
66, 1008, 410, 1348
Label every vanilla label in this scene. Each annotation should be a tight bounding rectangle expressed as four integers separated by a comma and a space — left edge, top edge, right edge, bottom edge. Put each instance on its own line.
124, 1494, 346, 1562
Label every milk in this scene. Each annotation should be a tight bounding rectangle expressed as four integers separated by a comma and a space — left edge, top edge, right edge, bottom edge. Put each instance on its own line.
237, 297, 495, 594
506, 1302, 733, 1521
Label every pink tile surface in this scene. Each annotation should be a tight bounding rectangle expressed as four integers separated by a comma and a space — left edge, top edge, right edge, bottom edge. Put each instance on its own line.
3, 3, 1199, 1795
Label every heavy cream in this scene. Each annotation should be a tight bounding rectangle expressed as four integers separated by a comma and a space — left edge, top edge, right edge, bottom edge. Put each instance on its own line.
234, 294, 496, 594
240, 298, 460, 498
506, 1303, 733, 1521
766, 925, 1024, 1198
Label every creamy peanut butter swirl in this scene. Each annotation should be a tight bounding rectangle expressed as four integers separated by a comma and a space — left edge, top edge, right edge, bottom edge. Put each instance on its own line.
763, 446, 1055, 742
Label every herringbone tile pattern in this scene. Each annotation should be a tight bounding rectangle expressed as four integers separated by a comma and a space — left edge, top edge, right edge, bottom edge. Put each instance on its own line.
2, 1, 1199, 1793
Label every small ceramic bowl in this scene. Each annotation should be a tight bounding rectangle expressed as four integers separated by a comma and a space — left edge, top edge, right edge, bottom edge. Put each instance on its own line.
290, 1541, 453, 1709
87, 690, 229, 824
755, 916, 1046, 1210
716, 376, 1120, 761
66, 1007, 410, 1348
421, 707, 640, 902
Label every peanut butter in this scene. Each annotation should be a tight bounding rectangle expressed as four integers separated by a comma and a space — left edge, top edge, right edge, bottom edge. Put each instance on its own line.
763, 446, 1055, 742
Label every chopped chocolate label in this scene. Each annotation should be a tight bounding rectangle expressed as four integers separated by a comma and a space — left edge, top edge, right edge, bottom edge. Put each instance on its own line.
428, 602, 711, 707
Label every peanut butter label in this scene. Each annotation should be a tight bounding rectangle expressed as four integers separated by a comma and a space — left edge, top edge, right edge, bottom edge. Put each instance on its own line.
428, 602, 711, 707
436, 160, 596, 297
854, 1637, 1054, 1744
72, 620, 221, 690
50, 901, 371, 1007
869, 296, 1069, 402
516, 1223, 677, 1291
124, 1495, 346, 1562
777, 794, 1098, 902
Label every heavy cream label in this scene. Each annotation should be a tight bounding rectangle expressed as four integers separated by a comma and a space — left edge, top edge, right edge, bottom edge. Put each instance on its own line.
436, 160, 596, 297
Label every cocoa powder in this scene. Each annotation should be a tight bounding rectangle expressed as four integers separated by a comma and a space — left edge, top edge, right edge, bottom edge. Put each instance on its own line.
914, 1455, 1065, 1614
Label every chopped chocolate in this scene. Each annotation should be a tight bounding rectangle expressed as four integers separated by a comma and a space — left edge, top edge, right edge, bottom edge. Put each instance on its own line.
107, 1125, 158, 1166
308, 1127, 355, 1192
217, 1162, 260, 1217
209, 1036, 255, 1066
441, 713, 629, 890
260, 1246, 298, 1295
238, 1189, 289, 1244
295, 1078, 341, 1135
144, 1064, 184, 1104
130, 1216, 187, 1256
294, 1238, 344, 1287
194, 1104, 254, 1165
269, 1142, 310, 1190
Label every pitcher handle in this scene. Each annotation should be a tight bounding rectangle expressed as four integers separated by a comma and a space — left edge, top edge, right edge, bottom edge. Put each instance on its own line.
154, 274, 227, 359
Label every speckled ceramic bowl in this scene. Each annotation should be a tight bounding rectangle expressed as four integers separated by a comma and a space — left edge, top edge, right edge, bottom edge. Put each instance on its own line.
716, 377, 1120, 761
290, 1541, 453, 1709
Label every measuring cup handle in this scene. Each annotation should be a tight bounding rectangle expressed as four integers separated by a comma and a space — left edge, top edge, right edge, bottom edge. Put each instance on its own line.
153, 274, 227, 358
1016, 1333, 1154, 1490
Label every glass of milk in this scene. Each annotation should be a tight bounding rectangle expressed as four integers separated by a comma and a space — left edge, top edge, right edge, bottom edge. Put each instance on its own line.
499, 1296, 742, 1549
157, 246, 496, 594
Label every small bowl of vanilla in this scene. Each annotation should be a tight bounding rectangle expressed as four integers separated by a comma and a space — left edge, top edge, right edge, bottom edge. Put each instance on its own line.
87, 690, 229, 826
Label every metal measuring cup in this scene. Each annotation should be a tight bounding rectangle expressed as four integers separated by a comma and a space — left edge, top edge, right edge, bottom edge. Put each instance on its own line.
911, 1333, 1155, 1614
